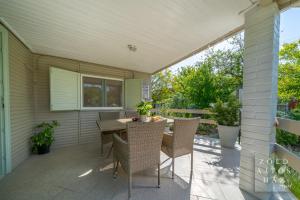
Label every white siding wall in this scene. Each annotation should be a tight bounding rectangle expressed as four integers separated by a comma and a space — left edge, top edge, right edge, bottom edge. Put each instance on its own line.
8, 33, 34, 169
239, 2, 280, 199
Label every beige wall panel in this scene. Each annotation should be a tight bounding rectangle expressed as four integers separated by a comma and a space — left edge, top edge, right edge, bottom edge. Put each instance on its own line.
7, 29, 150, 170
8, 33, 34, 169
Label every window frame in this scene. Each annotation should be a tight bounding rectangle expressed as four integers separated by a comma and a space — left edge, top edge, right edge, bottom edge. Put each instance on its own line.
80, 74, 124, 110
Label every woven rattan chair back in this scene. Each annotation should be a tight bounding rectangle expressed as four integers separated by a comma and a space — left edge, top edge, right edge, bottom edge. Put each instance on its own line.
126, 119, 166, 173
125, 110, 139, 118
172, 118, 200, 157
99, 111, 120, 121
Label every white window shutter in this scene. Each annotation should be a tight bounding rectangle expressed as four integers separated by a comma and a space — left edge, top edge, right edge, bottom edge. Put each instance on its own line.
125, 79, 142, 109
50, 67, 80, 111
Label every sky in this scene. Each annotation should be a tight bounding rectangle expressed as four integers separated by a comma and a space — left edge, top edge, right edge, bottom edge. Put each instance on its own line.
168, 8, 300, 73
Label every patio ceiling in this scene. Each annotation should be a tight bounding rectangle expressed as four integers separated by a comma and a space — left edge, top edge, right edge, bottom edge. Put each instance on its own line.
0, 0, 253, 73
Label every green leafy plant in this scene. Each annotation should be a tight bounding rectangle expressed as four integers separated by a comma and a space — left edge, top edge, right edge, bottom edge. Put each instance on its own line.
274, 159, 300, 199
276, 129, 299, 146
210, 96, 240, 126
31, 121, 59, 153
159, 106, 169, 117
278, 40, 300, 102
137, 101, 153, 116
291, 109, 300, 120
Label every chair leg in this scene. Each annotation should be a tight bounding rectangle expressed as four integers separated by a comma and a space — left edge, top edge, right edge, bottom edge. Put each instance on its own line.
172, 158, 175, 179
158, 163, 160, 188
113, 159, 116, 173
101, 135, 104, 156
113, 161, 119, 179
191, 151, 194, 172
106, 143, 113, 158
113, 159, 116, 177
128, 173, 132, 199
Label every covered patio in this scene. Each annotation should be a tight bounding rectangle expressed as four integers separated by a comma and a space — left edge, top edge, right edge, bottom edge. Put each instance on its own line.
0, 136, 255, 200
1, 134, 298, 200
1, 0, 300, 200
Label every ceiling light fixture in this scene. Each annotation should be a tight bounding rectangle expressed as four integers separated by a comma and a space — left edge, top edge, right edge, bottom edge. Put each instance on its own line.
127, 44, 137, 52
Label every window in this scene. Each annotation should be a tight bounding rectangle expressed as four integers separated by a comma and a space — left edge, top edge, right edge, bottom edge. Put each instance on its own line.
142, 80, 150, 101
82, 75, 123, 109
106, 79, 123, 107
82, 76, 104, 107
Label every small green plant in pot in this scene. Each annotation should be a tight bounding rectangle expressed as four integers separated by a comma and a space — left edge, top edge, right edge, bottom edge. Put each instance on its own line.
31, 121, 59, 154
137, 101, 153, 122
211, 96, 240, 148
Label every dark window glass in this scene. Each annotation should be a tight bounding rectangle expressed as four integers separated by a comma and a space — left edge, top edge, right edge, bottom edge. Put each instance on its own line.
106, 80, 122, 107
82, 76, 123, 108
83, 77, 104, 107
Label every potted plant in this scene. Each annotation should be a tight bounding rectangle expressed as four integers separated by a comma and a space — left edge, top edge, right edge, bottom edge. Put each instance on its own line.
211, 97, 240, 148
137, 101, 153, 122
31, 121, 59, 154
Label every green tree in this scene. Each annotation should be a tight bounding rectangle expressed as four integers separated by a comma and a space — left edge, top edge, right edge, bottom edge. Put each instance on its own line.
193, 34, 244, 103
205, 34, 244, 89
171, 66, 195, 108
172, 62, 221, 109
151, 69, 174, 104
278, 40, 300, 102
181, 63, 217, 108
152, 34, 244, 109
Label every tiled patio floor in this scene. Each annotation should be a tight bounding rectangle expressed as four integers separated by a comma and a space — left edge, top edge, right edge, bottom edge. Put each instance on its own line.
0, 136, 294, 200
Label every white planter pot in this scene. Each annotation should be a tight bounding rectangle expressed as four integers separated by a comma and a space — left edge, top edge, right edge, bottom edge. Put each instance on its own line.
218, 125, 240, 149
140, 115, 148, 122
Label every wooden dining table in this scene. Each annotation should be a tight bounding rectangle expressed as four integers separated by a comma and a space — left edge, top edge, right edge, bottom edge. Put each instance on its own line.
100, 118, 174, 132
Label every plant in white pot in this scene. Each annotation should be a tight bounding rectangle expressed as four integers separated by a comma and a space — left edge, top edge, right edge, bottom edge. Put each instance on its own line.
137, 101, 153, 122
211, 96, 240, 148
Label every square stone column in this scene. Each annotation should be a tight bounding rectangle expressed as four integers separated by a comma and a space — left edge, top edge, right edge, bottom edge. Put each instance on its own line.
239, 2, 280, 199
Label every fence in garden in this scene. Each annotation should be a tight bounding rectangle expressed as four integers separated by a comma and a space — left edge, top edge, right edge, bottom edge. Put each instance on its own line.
151, 108, 217, 125
274, 118, 300, 173
151, 108, 243, 143
277, 103, 289, 114
151, 109, 300, 172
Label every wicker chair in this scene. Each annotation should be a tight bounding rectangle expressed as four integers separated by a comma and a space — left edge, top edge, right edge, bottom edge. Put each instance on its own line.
97, 111, 121, 156
161, 118, 200, 179
99, 111, 120, 121
96, 120, 113, 156
113, 119, 166, 199
125, 110, 139, 118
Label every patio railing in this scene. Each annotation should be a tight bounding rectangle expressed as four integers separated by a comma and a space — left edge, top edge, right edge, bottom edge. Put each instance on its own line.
151, 109, 300, 172
277, 103, 289, 114
151, 108, 217, 125
274, 118, 300, 172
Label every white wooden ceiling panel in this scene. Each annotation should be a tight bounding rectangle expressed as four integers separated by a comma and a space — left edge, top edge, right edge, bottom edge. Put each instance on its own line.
0, 0, 251, 73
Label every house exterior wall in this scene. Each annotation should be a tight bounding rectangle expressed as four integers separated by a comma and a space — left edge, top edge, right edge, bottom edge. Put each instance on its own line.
8, 32, 34, 169
6, 27, 151, 170
33, 54, 151, 149
239, 2, 279, 199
